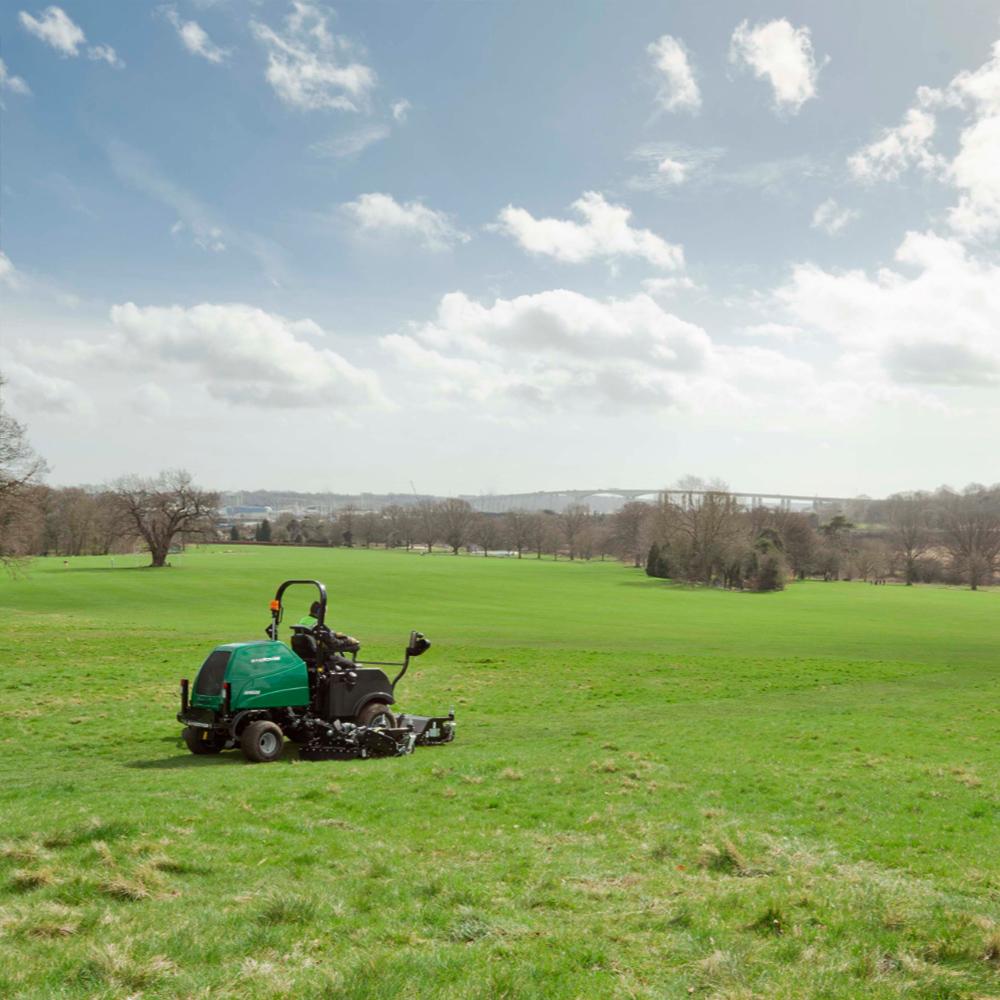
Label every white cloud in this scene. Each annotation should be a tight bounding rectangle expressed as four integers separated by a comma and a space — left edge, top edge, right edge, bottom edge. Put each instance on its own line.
312, 122, 390, 158
848, 108, 941, 182
656, 157, 687, 184
948, 115, 1000, 236
19, 6, 123, 67
945, 40, 1000, 237
108, 140, 284, 278
729, 19, 824, 113
170, 219, 226, 252
34, 303, 388, 410
128, 382, 172, 419
391, 99, 411, 122
87, 43, 124, 69
776, 231, 1000, 386
342, 193, 469, 250
642, 276, 699, 298
377, 289, 895, 423
811, 198, 859, 235
741, 322, 806, 341
19, 6, 85, 56
0, 58, 31, 97
495, 191, 684, 271
648, 35, 700, 113
627, 143, 726, 195
381, 290, 711, 410
0, 252, 20, 288
3, 360, 91, 416
163, 7, 229, 64
110, 140, 225, 253
251, 1, 376, 112
846, 37, 1000, 237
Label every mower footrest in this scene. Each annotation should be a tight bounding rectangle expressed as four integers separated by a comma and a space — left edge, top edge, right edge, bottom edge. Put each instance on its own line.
397, 712, 456, 746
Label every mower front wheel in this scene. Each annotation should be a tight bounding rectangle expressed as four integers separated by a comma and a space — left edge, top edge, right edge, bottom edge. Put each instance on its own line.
240, 720, 284, 763
356, 702, 396, 729
183, 726, 226, 755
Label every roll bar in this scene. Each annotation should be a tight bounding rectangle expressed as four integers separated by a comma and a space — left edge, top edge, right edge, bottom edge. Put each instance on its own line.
267, 579, 328, 639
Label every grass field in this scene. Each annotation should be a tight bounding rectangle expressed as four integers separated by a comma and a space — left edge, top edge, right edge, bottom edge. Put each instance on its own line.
1, 545, 999, 999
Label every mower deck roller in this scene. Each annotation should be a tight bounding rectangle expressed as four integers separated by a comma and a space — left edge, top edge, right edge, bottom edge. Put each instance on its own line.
177, 579, 455, 763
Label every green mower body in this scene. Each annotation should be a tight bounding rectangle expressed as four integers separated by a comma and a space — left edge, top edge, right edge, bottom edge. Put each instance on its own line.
190, 641, 310, 713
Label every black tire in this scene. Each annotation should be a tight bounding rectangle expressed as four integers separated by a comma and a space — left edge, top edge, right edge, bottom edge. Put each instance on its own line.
356, 701, 396, 729
240, 720, 284, 763
183, 726, 225, 755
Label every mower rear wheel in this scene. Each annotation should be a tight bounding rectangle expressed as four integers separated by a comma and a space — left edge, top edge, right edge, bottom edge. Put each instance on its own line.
356, 702, 396, 729
183, 726, 226, 754
241, 720, 284, 763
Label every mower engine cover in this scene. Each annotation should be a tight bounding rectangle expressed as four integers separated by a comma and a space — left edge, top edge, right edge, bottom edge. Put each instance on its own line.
190, 641, 310, 712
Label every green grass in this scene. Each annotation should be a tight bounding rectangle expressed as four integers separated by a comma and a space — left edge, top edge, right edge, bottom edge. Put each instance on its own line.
1, 545, 998, 999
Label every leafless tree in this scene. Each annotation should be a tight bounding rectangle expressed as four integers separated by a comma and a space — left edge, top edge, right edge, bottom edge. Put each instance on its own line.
668, 491, 746, 584
355, 511, 384, 548
0, 377, 47, 569
112, 470, 217, 567
886, 493, 930, 585
337, 504, 358, 547
852, 538, 891, 582
414, 500, 438, 553
502, 509, 533, 558
558, 503, 590, 560
610, 501, 651, 567
383, 504, 411, 549
940, 488, 1000, 590
527, 511, 550, 559
437, 498, 475, 555
472, 513, 501, 556
774, 511, 817, 580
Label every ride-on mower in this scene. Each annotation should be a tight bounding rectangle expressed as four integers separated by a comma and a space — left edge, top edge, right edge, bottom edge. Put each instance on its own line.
176, 580, 455, 762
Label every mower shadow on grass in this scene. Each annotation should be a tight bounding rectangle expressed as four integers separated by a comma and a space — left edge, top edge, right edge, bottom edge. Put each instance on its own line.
126, 743, 298, 769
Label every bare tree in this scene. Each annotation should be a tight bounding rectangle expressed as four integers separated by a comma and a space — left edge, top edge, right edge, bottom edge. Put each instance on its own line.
355, 511, 384, 548
669, 491, 745, 584
558, 503, 590, 560
337, 504, 357, 547
818, 514, 855, 580
472, 513, 501, 556
886, 493, 930, 585
610, 501, 651, 567
112, 470, 217, 567
940, 488, 1000, 590
437, 498, 475, 555
774, 511, 817, 580
527, 511, 550, 559
502, 509, 532, 559
93, 491, 134, 554
0, 377, 47, 569
383, 504, 411, 549
414, 500, 438, 553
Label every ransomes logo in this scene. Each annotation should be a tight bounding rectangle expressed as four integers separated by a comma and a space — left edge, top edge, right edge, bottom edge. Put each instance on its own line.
250, 655, 281, 664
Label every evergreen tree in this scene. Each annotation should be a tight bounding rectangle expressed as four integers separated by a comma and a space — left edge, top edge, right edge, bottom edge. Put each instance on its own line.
229, 524, 240, 541
645, 542, 670, 579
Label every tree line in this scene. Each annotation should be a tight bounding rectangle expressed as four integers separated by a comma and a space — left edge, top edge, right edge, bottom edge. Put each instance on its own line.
1, 377, 998, 586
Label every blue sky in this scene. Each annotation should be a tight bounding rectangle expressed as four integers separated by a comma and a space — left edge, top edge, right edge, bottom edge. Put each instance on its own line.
1, 1, 999, 496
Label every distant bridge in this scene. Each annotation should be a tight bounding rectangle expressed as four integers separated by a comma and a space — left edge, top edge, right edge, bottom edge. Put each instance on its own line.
462, 489, 866, 515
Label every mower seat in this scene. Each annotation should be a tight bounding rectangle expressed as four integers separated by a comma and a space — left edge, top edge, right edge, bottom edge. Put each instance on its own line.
290, 629, 318, 666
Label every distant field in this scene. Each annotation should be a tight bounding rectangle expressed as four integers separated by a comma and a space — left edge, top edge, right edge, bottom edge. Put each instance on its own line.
1, 546, 998, 999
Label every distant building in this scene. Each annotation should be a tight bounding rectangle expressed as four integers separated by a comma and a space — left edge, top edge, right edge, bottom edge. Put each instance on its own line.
221, 505, 274, 520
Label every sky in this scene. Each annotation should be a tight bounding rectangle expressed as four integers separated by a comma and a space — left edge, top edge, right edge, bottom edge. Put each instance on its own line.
1, 0, 999, 498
